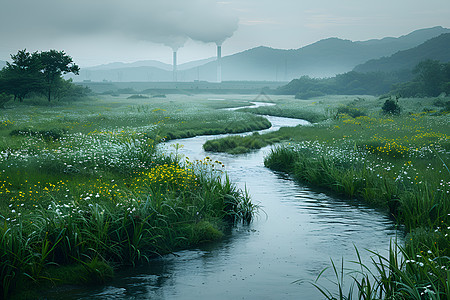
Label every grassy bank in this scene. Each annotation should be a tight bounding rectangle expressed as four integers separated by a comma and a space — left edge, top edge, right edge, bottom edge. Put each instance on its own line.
203, 132, 281, 154
235, 95, 352, 123
0, 95, 271, 139
258, 96, 449, 298
0, 95, 259, 298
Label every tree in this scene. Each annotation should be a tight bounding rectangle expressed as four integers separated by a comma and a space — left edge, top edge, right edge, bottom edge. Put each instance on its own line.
0, 49, 81, 102
0, 49, 44, 101
38, 50, 80, 101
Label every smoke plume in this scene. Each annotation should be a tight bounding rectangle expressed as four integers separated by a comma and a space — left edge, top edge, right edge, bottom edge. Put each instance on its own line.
0, 0, 239, 49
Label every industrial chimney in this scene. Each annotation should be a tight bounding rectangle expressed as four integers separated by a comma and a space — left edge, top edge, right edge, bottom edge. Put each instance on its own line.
173, 51, 177, 82
216, 45, 222, 83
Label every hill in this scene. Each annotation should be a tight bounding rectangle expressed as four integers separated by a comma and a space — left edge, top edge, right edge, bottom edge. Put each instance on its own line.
68, 26, 450, 82
87, 57, 215, 72
354, 33, 450, 73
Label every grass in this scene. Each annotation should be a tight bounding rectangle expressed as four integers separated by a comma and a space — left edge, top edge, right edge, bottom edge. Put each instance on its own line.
311, 241, 450, 299
0, 94, 260, 298
255, 95, 449, 298
262, 102, 450, 226
0, 94, 270, 138
236, 97, 328, 123
2, 93, 448, 297
203, 132, 278, 154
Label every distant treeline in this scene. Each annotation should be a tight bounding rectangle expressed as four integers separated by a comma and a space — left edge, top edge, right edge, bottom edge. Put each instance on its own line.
393, 60, 450, 97
277, 60, 450, 98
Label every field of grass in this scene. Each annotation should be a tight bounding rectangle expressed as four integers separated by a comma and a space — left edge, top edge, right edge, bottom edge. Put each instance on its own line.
0, 95, 261, 298
255, 95, 450, 298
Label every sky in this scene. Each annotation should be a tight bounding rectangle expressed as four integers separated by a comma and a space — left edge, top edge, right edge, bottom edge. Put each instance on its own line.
1, 0, 450, 67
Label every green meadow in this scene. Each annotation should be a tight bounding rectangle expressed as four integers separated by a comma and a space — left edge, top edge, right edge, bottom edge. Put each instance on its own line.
0, 95, 262, 298
1, 93, 449, 298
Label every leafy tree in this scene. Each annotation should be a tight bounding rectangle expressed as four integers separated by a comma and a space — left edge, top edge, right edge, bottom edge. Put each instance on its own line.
0, 49, 81, 102
0, 49, 44, 101
39, 50, 80, 101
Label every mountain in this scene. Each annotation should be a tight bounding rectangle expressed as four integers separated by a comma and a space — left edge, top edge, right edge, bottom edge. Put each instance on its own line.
87, 60, 173, 71
178, 26, 450, 81
69, 26, 450, 82
356, 26, 450, 50
354, 33, 450, 73
177, 57, 216, 70
85, 57, 215, 72
78, 66, 172, 82
71, 57, 217, 82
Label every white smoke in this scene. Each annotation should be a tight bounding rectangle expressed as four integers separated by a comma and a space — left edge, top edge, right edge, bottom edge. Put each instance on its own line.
0, 0, 238, 50
181, 0, 239, 45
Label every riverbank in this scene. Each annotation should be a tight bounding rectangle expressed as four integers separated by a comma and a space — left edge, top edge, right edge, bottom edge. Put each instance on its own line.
0, 95, 261, 298
27, 97, 402, 299
51, 114, 397, 299
247, 96, 450, 298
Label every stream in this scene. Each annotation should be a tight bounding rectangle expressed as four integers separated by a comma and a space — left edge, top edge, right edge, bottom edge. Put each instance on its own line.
45, 103, 400, 299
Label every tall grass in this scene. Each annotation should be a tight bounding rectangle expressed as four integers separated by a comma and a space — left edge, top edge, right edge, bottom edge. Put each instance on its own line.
0, 157, 256, 297
0, 95, 259, 297
312, 242, 450, 299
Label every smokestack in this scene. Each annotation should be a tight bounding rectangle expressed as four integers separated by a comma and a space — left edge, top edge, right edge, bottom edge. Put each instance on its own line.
173, 51, 177, 82
217, 45, 222, 83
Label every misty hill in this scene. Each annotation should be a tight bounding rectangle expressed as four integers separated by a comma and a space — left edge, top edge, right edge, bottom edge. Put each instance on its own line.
87, 60, 173, 71
79, 66, 172, 82
72, 58, 217, 82
69, 26, 450, 82
87, 57, 215, 72
354, 33, 450, 73
355, 26, 450, 51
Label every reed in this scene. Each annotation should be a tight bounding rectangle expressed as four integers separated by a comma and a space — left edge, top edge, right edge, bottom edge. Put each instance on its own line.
312, 242, 450, 299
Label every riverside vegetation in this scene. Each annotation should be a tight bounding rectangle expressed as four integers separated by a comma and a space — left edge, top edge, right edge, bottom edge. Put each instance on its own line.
0, 95, 263, 298
205, 95, 450, 298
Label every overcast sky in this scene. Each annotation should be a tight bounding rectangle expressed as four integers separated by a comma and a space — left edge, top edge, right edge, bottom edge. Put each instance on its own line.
1, 0, 449, 67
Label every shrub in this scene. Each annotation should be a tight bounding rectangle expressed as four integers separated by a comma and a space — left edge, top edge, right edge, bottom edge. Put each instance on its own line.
151, 94, 166, 98
9, 128, 67, 140
382, 98, 401, 115
336, 105, 367, 118
127, 94, 149, 99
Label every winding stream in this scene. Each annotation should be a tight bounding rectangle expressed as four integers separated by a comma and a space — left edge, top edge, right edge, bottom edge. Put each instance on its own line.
45, 104, 400, 299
